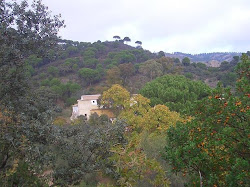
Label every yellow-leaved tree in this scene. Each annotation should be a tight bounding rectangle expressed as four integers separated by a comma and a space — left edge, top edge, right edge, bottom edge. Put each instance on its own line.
102, 85, 183, 186
144, 105, 181, 133
120, 94, 151, 130
101, 84, 130, 116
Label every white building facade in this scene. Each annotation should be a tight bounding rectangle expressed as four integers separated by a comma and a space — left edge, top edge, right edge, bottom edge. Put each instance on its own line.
71, 94, 101, 120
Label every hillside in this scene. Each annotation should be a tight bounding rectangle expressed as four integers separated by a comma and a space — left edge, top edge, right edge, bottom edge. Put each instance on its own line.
1, 1, 249, 186
165, 52, 241, 63
26, 39, 241, 112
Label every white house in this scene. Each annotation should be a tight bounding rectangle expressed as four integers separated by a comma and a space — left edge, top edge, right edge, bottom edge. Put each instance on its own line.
71, 94, 114, 120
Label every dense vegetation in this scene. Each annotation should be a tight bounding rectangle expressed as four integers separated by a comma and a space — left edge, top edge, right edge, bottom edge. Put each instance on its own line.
140, 75, 211, 114
27, 40, 240, 116
165, 52, 241, 62
0, 0, 249, 186
165, 55, 250, 186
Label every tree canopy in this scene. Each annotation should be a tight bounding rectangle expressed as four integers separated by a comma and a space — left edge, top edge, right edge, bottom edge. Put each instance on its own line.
113, 35, 121, 40
0, 0, 64, 185
139, 59, 163, 80
123, 36, 131, 44
102, 85, 184, 186
1, 0, 248, 186
135, 40, 142, 46
101, 84, 130, 115
165, 55, 250, 186
140, 74, 211, 115
182, 57, 191, 66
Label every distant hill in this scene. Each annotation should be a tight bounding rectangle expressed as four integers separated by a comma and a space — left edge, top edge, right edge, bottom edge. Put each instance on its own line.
165, 52, 241, 63
25, 38, 243, 112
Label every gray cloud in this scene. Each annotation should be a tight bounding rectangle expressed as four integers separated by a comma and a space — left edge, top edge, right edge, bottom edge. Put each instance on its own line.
37, 0, 250, 53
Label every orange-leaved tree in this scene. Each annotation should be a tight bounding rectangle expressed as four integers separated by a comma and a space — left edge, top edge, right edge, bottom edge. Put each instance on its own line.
165, 54, 250, 186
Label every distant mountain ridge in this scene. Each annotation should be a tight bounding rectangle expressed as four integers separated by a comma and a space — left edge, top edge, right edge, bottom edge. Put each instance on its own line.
165, 52, 241, 63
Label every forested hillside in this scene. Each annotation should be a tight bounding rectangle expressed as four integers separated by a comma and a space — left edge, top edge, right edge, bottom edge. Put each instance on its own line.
27, 35, 241, 116
165, 52, 242, 63
0, 1, 249, 187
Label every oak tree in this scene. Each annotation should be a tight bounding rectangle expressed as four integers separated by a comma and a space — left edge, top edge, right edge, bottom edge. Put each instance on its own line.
0, 0, 64, 184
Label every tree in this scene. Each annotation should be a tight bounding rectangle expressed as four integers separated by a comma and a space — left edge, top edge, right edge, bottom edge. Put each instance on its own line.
105, 87, 182, 186
25, 55, 43, 67
130, 49, 152, 63
139, 59, 163, 80
196, 62, 207, 69
0, 1, 64, 183
123, 36, 131, 44
109, 135, 170, 186
113, 35, 120, 40
48, 66, 59, 76
106, 66, 122, 85
233, 56, 240, 62
135, 40, 142, 46
63, 82, 81, 98
0, 0, 64, 171
144, 105, 181, 133
140, 74, 211, 114
93, 42, 107, 56
84, 58, 99, 68
156, 57, 176, 74
165, 55, 250, 186
82, 49, 96, 60
158, 51, 165, 57
174, 58, 181, 64
52, 120, 127, 186
118, 62, 135, 85
107, 51, 136, 64
184, 72, 194, 79
0, 0, 64, 112
101, 84, 130, 115
182, 57, 191, 66
220, 72, 237, 87
78, 68, 99, 85
119, 94, 151, 129
66, 46, 78, 56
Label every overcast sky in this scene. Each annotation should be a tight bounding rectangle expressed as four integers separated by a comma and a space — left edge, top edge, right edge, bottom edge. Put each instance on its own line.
38, 0, 250, 53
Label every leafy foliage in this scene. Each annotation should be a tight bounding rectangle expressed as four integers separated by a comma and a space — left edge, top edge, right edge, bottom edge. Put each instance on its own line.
103, 85, 184, 186
1, 1, 248, 186
140, 75, 211, 115
182, 57, 191, 66
165, 56, 250, 186
123, 36, 131, 44
101, 84, 130, 115
0, 0, 64, 185
118, 62, 135, 85
41, 78, 80, 104
135, 40, 142, 46
113, 35, 120, 40
105, 66, 122, 85
79, 68, 100, 85
52, 120, 127, 186
139, 59, 163, 80
106, 50, 136, 64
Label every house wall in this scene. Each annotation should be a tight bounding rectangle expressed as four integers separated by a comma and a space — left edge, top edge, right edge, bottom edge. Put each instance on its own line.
70, 105, 79, 120
73, 106, 78, 113
78, 100, 99, 119
90, 100, 98, 105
